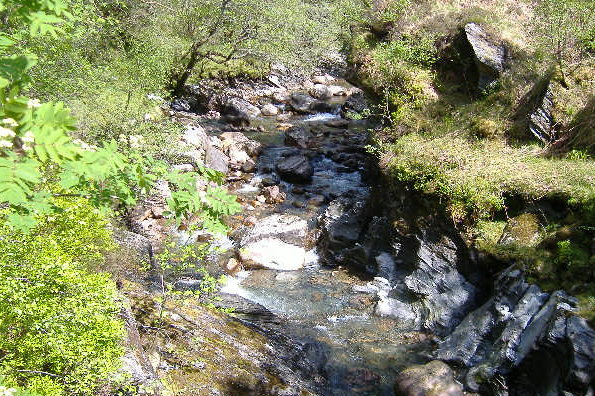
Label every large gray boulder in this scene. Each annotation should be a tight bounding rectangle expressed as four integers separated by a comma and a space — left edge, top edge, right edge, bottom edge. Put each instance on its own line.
464, 23, 508, 91
276, 154, 313, 183
284, 126, 312, 149
289, 92, 315, 113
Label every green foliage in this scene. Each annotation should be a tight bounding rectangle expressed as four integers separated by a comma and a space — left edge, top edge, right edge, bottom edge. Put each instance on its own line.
0, 198, 124, 395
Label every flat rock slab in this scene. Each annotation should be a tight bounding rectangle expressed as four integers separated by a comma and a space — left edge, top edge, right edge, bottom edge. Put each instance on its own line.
241, 214, 308, 247
395, 360, 464, 396
239, 238, 305, 271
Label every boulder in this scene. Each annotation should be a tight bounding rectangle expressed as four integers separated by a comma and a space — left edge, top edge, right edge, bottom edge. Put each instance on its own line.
261, 103, 279, 116
512, 76, 557, 143
262, 185, 286, 204
310, 100, 336, 114
240, 214, 308, 247
312, 74, 335, 85
498, 213, 541, 246
328, 85, 347, 96
205, 146, 229, 173
289, 92, 315, 113
239, 238, 305, 271
284, 126, 312, 149
276, 154, 314, 183
435, 268, 595, 395
220, 132, 262, 157
394, 361, 464, 396
309, 84, 333, 100
128, 180, 172, 244
181, 125, 208, 149
225, 97, 261, 118
464, 23, 508, 92
341, 91, 368, 118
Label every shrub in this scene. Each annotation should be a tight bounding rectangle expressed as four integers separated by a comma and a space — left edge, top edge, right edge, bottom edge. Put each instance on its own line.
0, 198, 125, 395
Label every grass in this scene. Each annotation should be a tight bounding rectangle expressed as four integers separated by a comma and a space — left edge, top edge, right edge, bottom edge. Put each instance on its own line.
381, 133, 595, 221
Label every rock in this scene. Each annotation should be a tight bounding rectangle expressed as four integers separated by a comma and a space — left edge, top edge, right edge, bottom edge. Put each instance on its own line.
220, 132, 262, 157
435, 268, 595, 395
228, 146, 250, 165
284, 126, 312, 149
394, 361, 464, 396
181, 125, 208, 149
205, 146, 229, 173
225, 97, 261, 118
261, 103, 279, 116
498, 213, 541, 246
276, 154, 314, 183
113, 229, 155, 268
341, 91, 368, 118
513, 76, 558, 143
317, 194, 372, 268
312, 74, 335, 85
289, 92, 315, 113
225, 258, 242, 274
240, 214, 308, 247
328, 85, 347, 96
309, 84, 333, 100
172, 163, 194, 173
325, 119, 349, 128
263, 185, 287, 204
243, 216, 258, 227
128, 180, 172, 244
239, 238, 305, 271
241, 159, 257, 173
464, 23, 508, 91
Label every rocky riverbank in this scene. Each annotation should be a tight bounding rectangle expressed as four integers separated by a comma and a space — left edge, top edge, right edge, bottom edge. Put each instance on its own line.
115, 65, 594, 396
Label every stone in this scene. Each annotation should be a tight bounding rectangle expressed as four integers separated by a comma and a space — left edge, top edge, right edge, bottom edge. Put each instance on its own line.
464, 23, 508, 91
239, 238, 305, 271
289, 92, 315, 113
276, 154, 314, 183
243, 216, 258, 226
261, 103, 279, 116
341, 91, 368, 118
225, 258, 242, 275
434, 268, 595, 395
312, 74, 335, 85
307, 195, 326, 207
263, 185, 287, 204
172, 163, 194, 173
309, 84, 333, 100
241, 159, 257, 173
228, 146, 250, 165
284, 126, 312, 149
240, 214, 308, 247
498, 213, 541, 246
394, 361, 464, 396
310, 100, 336, 114
328, 85, 347, 96
181, 125, 208, 149
513, 76, 558, 143
205, 146, 229, 173
220, 132, 262, 157
325, 119, 349, 128
224, 97, 261, 118
113, 229, 155, 268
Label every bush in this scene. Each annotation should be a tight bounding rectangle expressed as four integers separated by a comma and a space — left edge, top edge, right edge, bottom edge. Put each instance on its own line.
0, 198, 125, 395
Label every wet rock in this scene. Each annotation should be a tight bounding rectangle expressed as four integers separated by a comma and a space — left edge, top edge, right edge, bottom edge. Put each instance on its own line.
289, 92, 315, 113
241, 159, 257, 173
317, 193, 372, 268
276, 154, 314, 183
341, 91, 368, 118
435, 268, 595, 395
263, 185, 287, 204
205, 145, 229, 173
310, 100, 336, 114
394, 361, 464, 396
261, 103, 279, 116
464, 23, 508, 92
240, 238, 305, 271
240, 214, 308, 247
285, 126, 312, 149
260, 175, 280, 187
325, 119, 349, 128
307, 195, 326, 207
309, 84, 333, 100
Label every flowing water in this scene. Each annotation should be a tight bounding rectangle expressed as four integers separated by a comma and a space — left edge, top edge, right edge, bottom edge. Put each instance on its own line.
215, 81, 432, 395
